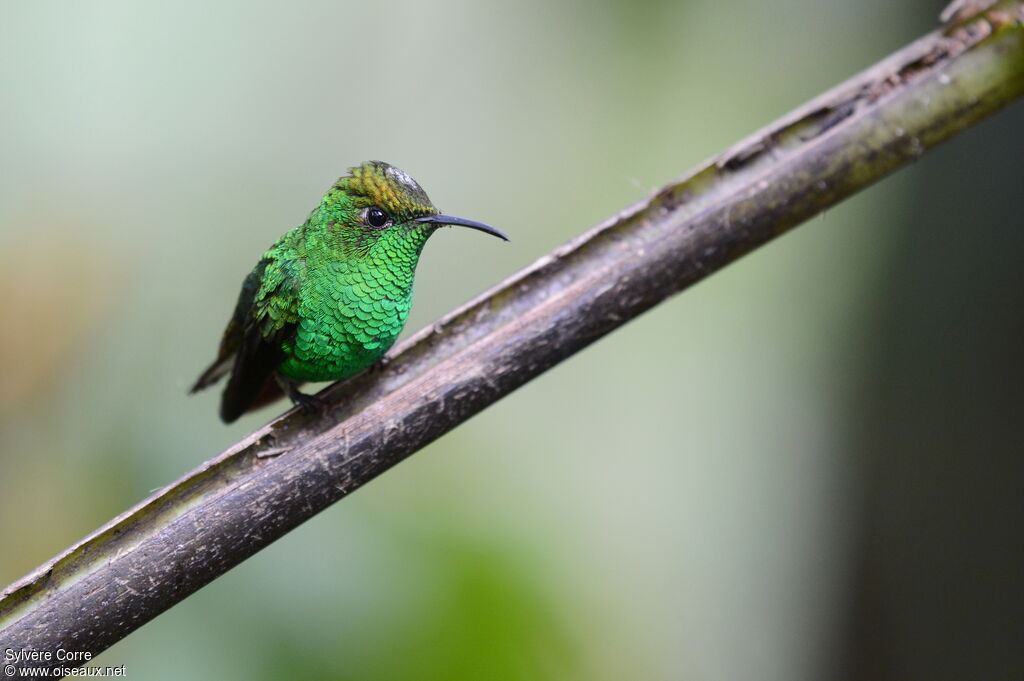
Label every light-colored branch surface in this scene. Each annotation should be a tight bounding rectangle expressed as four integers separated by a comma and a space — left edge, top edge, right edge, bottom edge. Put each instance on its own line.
2, 2, 1022, 673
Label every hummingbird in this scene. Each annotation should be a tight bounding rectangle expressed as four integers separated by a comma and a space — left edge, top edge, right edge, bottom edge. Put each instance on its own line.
192, 161, 509, 423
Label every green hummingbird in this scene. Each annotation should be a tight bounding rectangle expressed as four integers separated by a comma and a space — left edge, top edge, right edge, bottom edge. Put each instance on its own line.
192, 161, 508, 423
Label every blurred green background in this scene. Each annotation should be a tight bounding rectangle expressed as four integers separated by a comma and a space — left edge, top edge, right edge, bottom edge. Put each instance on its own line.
1, 1, 1021, 679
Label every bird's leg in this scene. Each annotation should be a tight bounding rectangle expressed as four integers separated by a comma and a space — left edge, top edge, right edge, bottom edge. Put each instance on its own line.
275, 373, 325, 414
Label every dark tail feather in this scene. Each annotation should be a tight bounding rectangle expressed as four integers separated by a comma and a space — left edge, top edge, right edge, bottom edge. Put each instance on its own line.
190, 355, 234, 393
249, 376, 290, 411
219, 334, 285, 423
218, 372, 293, 423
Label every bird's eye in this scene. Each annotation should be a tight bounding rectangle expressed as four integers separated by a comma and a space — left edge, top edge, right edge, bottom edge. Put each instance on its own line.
365, 207, 390, 228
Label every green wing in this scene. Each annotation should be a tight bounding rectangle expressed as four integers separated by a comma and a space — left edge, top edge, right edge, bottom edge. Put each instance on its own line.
191, 261, 268, 393
218, 257, 305, 422
192, 253, 305, 423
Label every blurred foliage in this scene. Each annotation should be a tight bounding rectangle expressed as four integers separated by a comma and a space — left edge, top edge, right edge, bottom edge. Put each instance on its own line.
0, 235, 116, 413
0, 1, 1020, 680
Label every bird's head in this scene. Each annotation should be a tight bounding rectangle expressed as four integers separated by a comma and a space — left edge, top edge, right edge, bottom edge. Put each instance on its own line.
313, 161, 507, 255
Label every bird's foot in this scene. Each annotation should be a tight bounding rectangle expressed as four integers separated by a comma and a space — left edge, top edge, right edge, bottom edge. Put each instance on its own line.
290, 389, 325, 414
276, 374, 326, 415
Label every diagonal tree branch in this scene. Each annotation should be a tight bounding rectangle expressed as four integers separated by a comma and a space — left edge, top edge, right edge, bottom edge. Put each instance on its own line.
2, 2, 1023, 673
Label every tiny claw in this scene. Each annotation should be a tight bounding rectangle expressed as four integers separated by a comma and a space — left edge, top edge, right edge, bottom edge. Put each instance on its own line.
275, 373, 326, 415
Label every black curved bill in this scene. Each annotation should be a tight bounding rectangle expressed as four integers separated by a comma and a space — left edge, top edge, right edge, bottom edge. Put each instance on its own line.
415, 214, 510, 241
